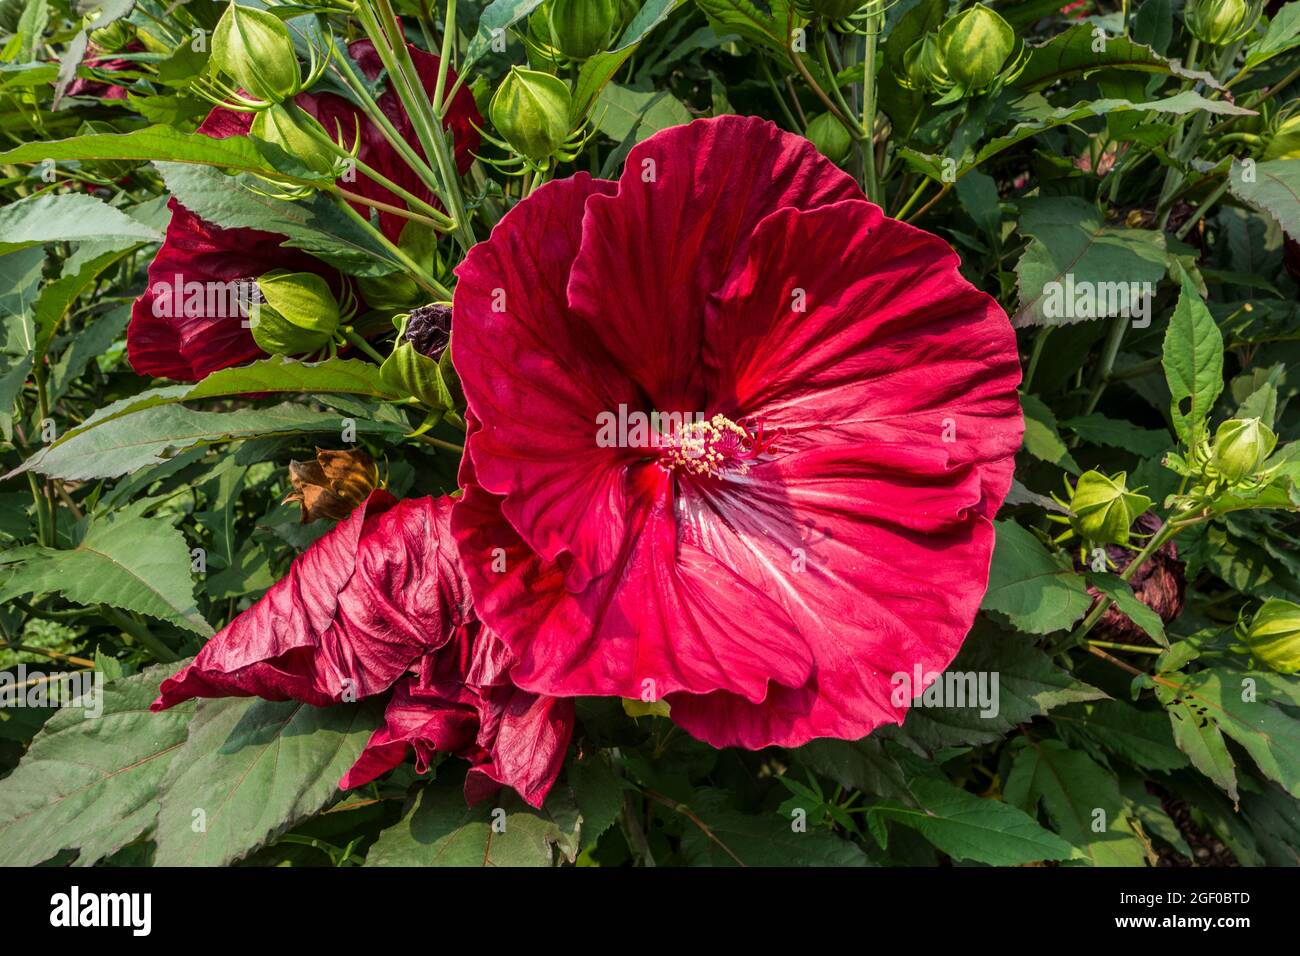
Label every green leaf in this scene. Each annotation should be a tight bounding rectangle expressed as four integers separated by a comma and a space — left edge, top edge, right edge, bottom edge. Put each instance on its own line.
1013, 197, 1167, 327
154, 696, 380, 866
1157, 667, 1300, 800
981, 520, 1092, 634
1229, 158, 1300, 241
1015, 22, 1220, 90
1161, 273, 1224, 443
568, 753, 627, 848
893, 624, 1106, 751
693, 0, 796, 55
0, 193, 161, 255
365, 773, 581, 867
794, 738, 912, 800
679, 789, 869, 866
1245, 2, 1300, 68
155, 162, 401, 277
0, 663, 193, 866
1003, 738, 1147, 866
572, 0, 685, 121
594, 83, 692, 143
1086, 572, 1168, 646
0, 125, 331, 183
10, 401, 407, 481
869, 777, 1075, 865
465, 0, 546, 68
1053, 700, 1189, 772
0, 513, 211, 636
1060, 413, 1172, 457
1020, 392, 1081, 473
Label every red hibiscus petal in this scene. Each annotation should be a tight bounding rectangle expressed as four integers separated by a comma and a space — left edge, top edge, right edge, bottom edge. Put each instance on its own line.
703, 199, 1022, 514
452, 449, 813, 705
565, 114, 861, 411
152, 492, 470, 710
454, 173, 642, 590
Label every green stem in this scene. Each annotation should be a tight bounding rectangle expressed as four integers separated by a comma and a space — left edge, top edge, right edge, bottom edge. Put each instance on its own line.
333, 196, 450, 298
100, 605, 177, 662
859, 8, 881, 205
1175, 175, 1231, 241
1079, 316, 1128, 421
342, 329, 387, 364
1023, 327, 1052, 393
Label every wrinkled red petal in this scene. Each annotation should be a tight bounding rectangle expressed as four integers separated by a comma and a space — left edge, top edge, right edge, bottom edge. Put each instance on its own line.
152, 492, 470, 710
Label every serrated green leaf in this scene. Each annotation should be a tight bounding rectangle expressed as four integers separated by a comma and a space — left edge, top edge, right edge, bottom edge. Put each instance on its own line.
0, 193, 161, 255
679, 789, 869, 866
568, 753, 627, 848
1016, 22, 1221, 90
1020, 392, 1081, 472
1003, 738, 1148, 866
1013, 197, 1167, 327
365, 772, 580, 867
154, 696, 380, 866
1060, 413, 1172, 457
870, 777, 1075, 865
1161, 273, 1224, 442
0, 513, 211, 635
0, 663, 192, 866
10, 401, 407, 481
1087, 572, 1168, 646
1229, 158, 1300, 241
981, 520, 1092, 633
1053, 699, 1189, 772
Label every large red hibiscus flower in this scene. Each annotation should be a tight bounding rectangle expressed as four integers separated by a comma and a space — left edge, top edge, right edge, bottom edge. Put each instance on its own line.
151, 492, 572, 808
450, 115, 1023, 750
127, 40, 480, 381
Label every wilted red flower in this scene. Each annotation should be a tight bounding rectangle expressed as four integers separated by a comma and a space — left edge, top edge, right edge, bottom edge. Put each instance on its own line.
1087, 512, 1186, 643
65, 41, 145, 100
451, 115, 1023, 749
127, 40, 480, 381
151, 492, 572, 808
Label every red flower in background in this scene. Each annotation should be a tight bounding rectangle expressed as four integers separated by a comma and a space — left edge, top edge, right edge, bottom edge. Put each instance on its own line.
64, 41, 146, 101
127, 40, 480, 381
451, 115, 1023, 749
151, 493, 572, 808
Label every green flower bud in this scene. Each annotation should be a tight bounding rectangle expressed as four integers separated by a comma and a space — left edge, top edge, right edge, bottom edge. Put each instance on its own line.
938, 3, 1015, 93
250, 271, 340, 356
899, 33, 950, 92
1184, 0, 1261, 46
545, 0, 619, 60
1068, 470, 1153, 547
1209, 417, 1277, 482
380, 306, 456, 410
490, 67, 572, 163
250, 103, 336, 174
805, 112, 853, 165
211, 2, 301, 103
1241, 598, 1300, 674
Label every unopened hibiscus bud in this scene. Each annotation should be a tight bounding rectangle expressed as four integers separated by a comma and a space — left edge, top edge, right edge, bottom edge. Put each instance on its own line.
1068, 470, 1153, 547
805, 112, 853, 165
490, 67, 572, 163
250, 270, 341, 356
380, 305, 456, 410
1184, 0, 1262, 46
899, 34, 951, 92
1264, 113, 1300, 162
211, 2, 301, 103
938, 3, 1015, 93
1210, 416, 1277, 482
250, 103, 336, 174
545, 0, 619, 60
1239, 598, 1300, 674
284, 448, 379, 524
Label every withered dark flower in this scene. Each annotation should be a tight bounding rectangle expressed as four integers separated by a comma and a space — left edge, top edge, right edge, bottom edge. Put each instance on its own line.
405, 303, 453, 360
1089, 511, 1187, 643
284, 448, 379, 524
